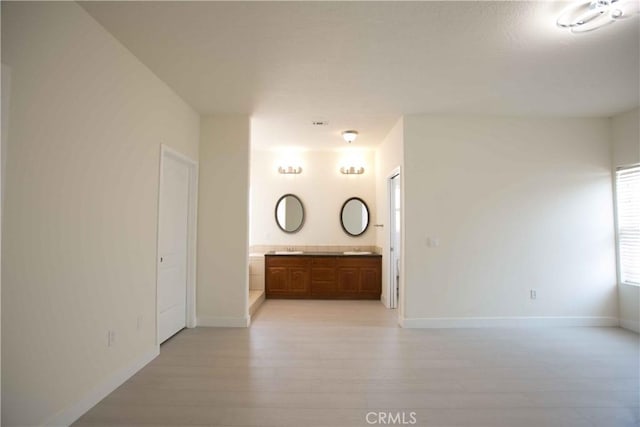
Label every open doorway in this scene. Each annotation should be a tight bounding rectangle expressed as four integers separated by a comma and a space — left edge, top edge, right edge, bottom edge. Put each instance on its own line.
247, 144, 388, 325
388, 168, 401, 310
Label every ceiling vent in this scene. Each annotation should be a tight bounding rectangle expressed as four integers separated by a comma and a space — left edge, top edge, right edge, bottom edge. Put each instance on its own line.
311, 120, 329, 126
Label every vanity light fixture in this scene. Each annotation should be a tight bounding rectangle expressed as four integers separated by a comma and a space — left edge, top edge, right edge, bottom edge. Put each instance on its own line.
342, 130, 359, 144
278, 166, 302, 174
340, 166, 365, 175
557, 0, 638, 33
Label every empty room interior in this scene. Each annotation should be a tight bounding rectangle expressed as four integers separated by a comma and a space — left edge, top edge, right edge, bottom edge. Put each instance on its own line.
1, 1, 639, 426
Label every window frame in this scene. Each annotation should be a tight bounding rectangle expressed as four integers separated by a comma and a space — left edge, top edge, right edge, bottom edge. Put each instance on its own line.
614, 163, 640, 287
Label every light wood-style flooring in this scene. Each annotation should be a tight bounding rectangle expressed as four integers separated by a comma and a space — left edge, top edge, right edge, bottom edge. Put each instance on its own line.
75, 300, 639, 426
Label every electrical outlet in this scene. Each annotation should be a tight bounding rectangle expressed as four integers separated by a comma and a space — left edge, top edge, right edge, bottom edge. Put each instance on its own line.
530, 289, 537, 300
107, 330, 116, 347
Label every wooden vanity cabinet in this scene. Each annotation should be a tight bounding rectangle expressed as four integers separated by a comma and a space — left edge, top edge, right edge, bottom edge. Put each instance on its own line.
336, 257, 381, 299
264, 257, 311, 298
265, 255, 381, 299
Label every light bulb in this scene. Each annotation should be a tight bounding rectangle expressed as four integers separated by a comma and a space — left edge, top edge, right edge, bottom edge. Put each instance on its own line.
342, 130, 358, 144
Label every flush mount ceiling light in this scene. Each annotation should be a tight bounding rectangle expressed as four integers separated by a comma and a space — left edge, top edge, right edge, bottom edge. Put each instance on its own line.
557, 0, 638, 33
342, 130, 359, 144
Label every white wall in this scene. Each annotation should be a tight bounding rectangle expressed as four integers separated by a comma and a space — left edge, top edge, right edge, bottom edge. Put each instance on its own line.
197, 116, 250, 327
250, 149, 377, 246
1, 3, 200, 425
612, 107, 640, 333
374, 119, 404, 310
402, 115, 618, 327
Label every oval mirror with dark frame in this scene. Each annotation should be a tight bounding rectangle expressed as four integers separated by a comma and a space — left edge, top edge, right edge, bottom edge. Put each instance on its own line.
340, 197, 370, 237
275, 194, 305, 233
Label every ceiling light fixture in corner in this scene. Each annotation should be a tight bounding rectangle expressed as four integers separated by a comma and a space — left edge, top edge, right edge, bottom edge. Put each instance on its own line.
557, 0, 638, 33
342, 130, 358, 144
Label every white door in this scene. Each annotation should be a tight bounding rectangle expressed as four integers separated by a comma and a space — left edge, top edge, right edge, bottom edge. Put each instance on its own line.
158, 155, 190, 343
389, 173, 401, 309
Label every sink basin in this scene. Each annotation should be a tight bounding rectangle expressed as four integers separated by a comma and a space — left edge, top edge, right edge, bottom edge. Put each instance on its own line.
274, 251, 304, 255
343, 251, 373, 255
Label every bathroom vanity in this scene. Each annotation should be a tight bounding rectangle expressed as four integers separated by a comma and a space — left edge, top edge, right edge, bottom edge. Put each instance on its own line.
265, 252, 382, 299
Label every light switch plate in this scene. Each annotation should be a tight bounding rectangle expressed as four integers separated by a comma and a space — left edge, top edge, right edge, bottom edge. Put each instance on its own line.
426, 237, 440, 248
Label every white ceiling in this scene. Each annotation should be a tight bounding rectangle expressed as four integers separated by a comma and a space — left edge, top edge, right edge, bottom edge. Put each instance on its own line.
81, 1, 639, 149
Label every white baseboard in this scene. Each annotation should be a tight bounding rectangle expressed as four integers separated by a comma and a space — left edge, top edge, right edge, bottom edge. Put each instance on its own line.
197, 315, 250, 327
397, 316, 406, 328
45, 346, 159, 426
380, 294, 390, 309
400, 316, 620, 328
620, 318, 640, 333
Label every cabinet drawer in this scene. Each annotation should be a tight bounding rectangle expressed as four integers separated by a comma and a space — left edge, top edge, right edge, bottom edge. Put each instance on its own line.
311, 267, 335, 281
266, 256, 310, 268
311, 257, 337, 267
311, 281, 338, 296
336, 257, 380, 268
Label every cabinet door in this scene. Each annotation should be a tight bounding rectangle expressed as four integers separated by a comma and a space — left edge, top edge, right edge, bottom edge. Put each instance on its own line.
337, 267, 359, 295
266, 267, 289, 295
289, 267, 310, 295
359, 267, 380, 293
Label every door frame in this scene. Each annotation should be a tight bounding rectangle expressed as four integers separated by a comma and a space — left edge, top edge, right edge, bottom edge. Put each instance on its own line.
387, 166, 401, 310
156, 144, 198, 346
